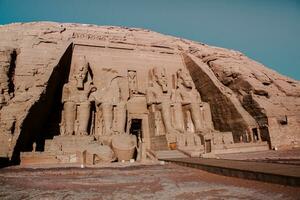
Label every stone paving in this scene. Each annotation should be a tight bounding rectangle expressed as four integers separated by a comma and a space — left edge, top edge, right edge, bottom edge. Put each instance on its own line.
217, 148, 300, 165
0, 163, 299, 200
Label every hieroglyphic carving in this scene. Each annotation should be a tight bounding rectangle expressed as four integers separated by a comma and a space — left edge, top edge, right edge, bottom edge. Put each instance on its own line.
72, 32, 108, 41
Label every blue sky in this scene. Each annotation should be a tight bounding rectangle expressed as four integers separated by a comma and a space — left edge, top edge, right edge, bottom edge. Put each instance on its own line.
0, 0, 299, 80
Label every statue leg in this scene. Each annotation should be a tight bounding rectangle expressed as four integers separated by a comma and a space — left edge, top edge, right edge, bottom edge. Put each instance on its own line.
203, 103, 214, 130
161, 102, 179, 135
114, 102, 127, 134
77, 102, 91, 135
177, 133, 186, 147
63, 101, 76, 135
186, 133, 195, 147
173, 103, 185, 133
190, 103, 203, 132
102, 103, 113, 135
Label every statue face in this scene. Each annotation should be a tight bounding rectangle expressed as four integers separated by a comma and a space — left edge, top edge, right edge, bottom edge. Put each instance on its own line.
182, 74, 193, 88
77, 67, 85, 79
159, 71, 167, 87
74, 57, 89, 89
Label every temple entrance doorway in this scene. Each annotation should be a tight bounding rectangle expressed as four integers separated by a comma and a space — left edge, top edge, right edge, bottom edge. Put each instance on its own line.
130, 119, 142, 142
205, 140, 212, 153
252, 128, 258, 142
129, 118, 142, 160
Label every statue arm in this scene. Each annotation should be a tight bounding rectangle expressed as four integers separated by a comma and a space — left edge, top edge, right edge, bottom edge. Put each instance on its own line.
146, 88, 159, 104
89, 91, 103, 106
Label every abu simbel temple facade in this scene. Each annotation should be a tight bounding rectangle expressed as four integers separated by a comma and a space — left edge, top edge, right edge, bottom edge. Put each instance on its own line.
0, 22, 299, 165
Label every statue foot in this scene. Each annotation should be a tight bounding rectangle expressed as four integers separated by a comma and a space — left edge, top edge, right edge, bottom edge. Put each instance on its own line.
65, 131, 74, 136
166, 133, 177, 144
79, 131, 88, 136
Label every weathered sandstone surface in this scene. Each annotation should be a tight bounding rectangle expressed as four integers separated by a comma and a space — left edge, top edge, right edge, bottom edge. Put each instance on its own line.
1, 164, 299, 199
0, 22, 299, 163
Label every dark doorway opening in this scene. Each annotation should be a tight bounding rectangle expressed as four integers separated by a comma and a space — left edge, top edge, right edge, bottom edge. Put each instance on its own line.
260, 126, 270, 142
252, 128, 258, 142
129, 119, 142, 160
0, 157, 10, 168
130, 119, 142, 139
205, 140, 212, 153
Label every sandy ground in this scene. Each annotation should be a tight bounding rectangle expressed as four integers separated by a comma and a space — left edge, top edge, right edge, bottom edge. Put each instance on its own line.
0, 163, 299, 200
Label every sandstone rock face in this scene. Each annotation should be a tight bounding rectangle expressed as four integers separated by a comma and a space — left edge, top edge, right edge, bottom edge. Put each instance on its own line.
0, 22, 299, 163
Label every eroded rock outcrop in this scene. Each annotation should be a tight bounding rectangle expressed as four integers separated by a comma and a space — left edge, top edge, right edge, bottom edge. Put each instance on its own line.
0, 22, 299, 164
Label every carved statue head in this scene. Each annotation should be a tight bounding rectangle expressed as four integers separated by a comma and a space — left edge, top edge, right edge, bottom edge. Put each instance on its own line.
74, 56, 89, 89
177, 68, 194, 89
152, 67, 168, 93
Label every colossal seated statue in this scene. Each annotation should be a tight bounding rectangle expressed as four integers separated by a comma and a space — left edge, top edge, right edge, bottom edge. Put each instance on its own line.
89, 69, 128, 136
61, 57, 95, 136
173, 68, 205, 134
146, 67, 180, 143
165, 68, 205, 151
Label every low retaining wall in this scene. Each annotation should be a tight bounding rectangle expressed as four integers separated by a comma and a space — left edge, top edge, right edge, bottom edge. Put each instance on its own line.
163, 158, 300, 187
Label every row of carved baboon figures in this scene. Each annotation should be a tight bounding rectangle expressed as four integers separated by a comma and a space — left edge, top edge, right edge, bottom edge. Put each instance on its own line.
60, 56, 214, 142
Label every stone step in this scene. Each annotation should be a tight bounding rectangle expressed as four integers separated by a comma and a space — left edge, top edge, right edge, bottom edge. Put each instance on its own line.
214, 142, 270, 154
155, 150, 189, 159
150, 136, 169, 151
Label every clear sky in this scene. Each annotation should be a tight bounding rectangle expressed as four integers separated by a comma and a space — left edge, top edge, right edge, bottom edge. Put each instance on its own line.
0, 0, 299, 80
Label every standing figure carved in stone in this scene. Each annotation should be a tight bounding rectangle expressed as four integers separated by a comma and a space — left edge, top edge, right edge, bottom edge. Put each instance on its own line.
61, 57, 95, 136
128, 70, 138, 97
147, 67, 179, 142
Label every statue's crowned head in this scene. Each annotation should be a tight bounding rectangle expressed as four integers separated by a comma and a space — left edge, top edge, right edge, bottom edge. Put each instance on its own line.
152, 66, 168, 93
177, 68, 194, 89
74, 56, 89, 89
